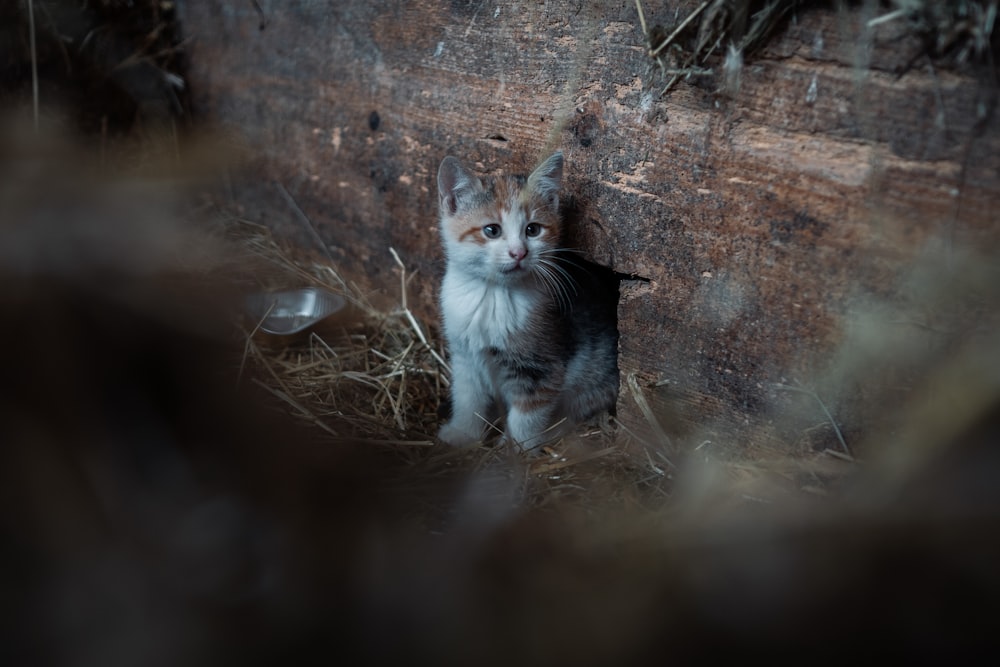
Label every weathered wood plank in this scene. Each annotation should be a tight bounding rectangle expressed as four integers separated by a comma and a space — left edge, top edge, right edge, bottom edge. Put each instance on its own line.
180, 0, 1000, 452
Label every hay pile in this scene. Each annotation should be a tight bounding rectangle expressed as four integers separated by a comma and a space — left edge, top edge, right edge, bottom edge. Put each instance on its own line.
225, 217, 868, 518
3, 181, 997, 660
227, 219, 690, 515
634, 0, 999, 95
199, 215, 1000, 662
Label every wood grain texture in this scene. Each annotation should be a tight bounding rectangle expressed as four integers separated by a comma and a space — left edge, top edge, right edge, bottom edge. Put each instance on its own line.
180, 0, 1000, 452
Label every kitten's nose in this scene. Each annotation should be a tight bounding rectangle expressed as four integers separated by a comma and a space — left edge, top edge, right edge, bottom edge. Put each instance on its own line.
508, 245, 527, 261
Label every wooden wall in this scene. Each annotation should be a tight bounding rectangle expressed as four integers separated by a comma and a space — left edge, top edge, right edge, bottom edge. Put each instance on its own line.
180, 0, 1000, 452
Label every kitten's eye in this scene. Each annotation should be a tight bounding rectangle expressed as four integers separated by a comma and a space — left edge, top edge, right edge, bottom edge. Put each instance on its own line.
483, 224, 502, 239
525, 223, 542, 238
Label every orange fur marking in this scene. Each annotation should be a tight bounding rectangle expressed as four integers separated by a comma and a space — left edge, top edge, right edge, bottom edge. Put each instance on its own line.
458, 226, 486, 244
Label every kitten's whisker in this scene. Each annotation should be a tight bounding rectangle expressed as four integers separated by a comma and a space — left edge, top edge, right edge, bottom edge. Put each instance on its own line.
537, 251, 580, 294
552, 273, 573, 312
536, 255, 578, 312
536, 261, 571, 312
544, 262, 578, 296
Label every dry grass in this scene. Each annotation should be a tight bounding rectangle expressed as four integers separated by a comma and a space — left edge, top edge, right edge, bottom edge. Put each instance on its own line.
635, 0, 998, 96
235, 223, 441, 447
3, 135, 995, 667
227, 220, 651, 507
224, 218, 868, 518
219, 204, 1000, 530
634, 0, 805, 95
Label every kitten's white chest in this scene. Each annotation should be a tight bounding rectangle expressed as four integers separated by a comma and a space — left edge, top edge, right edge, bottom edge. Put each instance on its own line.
441, 270, 534, 349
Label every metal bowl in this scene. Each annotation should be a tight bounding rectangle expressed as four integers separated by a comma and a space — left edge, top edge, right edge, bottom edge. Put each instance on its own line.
245, 287, 347, 335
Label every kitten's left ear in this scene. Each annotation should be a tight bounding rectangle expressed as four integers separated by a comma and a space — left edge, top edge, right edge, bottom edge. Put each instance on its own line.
527, 151, 563, 210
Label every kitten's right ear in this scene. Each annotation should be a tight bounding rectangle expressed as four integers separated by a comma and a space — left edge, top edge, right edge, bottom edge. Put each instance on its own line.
526, 151, 564, 210
438, 156, 480, 216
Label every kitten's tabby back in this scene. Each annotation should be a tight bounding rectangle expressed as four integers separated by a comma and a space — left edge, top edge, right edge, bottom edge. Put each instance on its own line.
436, 152, 618, 451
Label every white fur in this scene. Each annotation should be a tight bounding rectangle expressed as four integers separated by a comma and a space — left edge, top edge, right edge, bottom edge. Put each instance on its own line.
436, 152, 585, 449
440, 264, 538, 349
437, 267, 545, 447
504, 402, 560, 449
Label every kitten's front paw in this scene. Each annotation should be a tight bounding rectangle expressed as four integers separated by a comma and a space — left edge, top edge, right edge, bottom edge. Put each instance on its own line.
437, 422, 481, 448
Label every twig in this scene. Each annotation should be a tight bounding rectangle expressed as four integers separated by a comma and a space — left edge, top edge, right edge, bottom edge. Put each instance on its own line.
309, 331, 340, 361
26, 0, 39, 133
531, 447, 618, 474
627, 372, 673, 448
660, 72, 682, 96
238, 300, 277, 385
634, 0, 650, 45
611, 415, 675, 470
251, 378, 341, 438
867, 7, 909, 29
364, 438, 435, 447
650, 0, 710, 57
276, 181, 334, 263
643, 447, 666, 476
390, 247, 452, 374
475, 411, 505, 437
822, 448, 857, 463
774, 382, 851, 456
659, 66, 713, 76
389, 247, 410, 310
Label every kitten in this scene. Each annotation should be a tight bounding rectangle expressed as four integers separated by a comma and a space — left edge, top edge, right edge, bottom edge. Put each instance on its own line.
436, 151, 619, 451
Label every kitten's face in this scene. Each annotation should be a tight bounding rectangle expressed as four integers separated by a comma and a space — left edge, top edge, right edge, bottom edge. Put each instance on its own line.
438, 153, 563, 285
